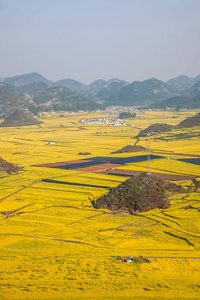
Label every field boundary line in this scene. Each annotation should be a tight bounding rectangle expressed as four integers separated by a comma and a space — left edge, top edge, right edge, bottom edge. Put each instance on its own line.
139, 214, 200, 239
0, 233, 95, 246
0, 180, 41, 203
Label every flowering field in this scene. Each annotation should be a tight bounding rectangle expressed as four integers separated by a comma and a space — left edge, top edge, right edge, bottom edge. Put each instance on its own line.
0, 111, 200, 299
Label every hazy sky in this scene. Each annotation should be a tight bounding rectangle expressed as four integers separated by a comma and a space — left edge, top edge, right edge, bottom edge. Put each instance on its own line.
0, 0, 200, 84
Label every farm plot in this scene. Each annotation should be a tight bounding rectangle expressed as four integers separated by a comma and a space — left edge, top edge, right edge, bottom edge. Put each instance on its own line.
0, 111, 200, 299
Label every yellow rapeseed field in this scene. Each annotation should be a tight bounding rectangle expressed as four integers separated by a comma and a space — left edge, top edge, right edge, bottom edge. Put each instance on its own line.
0, 111, 200, 299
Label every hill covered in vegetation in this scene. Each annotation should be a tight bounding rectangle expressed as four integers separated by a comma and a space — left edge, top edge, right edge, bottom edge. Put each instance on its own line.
137, 113, 200, 137
0, 108, 43, 127
7, 82, 49, 97
0, 84, 104, 116
138, 123, 175, 137
92, 173, 185, 213
146, 95, 200, 110
33, 86, 104, 112
0, 86, 39, 117
3, 72, 53, 86
2, 72, 200, 110
104, 78, 175, 106
166, 75, 200, 93
0, 86, 22, 117
0, 156, 23, 174
119, 112, 136, 119
177, 113, 200, 128
96, 80, 128, 101
111, 145, 146, 154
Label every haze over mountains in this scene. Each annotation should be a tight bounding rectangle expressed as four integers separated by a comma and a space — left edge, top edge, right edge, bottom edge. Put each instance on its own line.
166, 75, 200, 94
0, 72, 200, 117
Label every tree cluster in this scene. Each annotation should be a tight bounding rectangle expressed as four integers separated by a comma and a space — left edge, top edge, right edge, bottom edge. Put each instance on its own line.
0, 157, 23, 174
92, 173, 185, 213
119, 112, 136, 119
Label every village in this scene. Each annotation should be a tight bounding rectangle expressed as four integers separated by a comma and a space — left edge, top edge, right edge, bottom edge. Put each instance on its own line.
80, 117, 127, 126
105, 105, 139, 116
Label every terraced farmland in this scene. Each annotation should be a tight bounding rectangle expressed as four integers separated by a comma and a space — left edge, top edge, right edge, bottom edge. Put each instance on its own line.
0, 110, 200, 299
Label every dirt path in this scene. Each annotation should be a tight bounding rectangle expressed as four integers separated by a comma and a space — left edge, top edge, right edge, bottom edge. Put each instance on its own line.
41, 236, 95, 246
0, 204, 33, 216
67, 212, 109, 226
0, 180, 41, 203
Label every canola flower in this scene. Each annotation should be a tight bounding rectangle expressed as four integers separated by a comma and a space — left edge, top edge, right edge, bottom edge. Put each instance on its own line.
0, 111, 200, 299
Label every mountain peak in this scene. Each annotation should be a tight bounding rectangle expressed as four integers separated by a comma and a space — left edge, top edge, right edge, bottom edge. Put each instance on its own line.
0, 108, 43, 127
3, 73, 53, 87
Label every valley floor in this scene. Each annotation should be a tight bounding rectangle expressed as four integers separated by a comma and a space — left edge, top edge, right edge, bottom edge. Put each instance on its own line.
0, 110, 200, 299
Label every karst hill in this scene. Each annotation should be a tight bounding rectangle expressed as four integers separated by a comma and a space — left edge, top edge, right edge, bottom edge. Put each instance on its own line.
137, 113, 200, 137
0, 156, 23, 174
0, 108, 43, 127
92, 173, 185, 214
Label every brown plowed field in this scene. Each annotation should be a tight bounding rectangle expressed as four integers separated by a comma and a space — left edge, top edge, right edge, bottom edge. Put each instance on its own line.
32, 158, 197, 181
74, 163, 124, 173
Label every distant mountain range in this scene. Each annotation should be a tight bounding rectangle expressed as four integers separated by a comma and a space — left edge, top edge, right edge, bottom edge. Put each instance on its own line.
6, 82, 49, 97
0, 72, 200, 116
166, 75, 200, 93
146, 94, 200, 110
0, 86, 37, 117
33, 86, 103, 112
104, 78, 175, 106
3, 72, 53, 86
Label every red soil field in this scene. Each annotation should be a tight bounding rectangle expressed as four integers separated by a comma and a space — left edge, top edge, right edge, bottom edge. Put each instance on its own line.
33, 158, 198, 181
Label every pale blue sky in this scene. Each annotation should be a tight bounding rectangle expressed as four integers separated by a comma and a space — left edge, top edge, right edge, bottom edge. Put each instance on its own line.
0, 0, 200, 84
